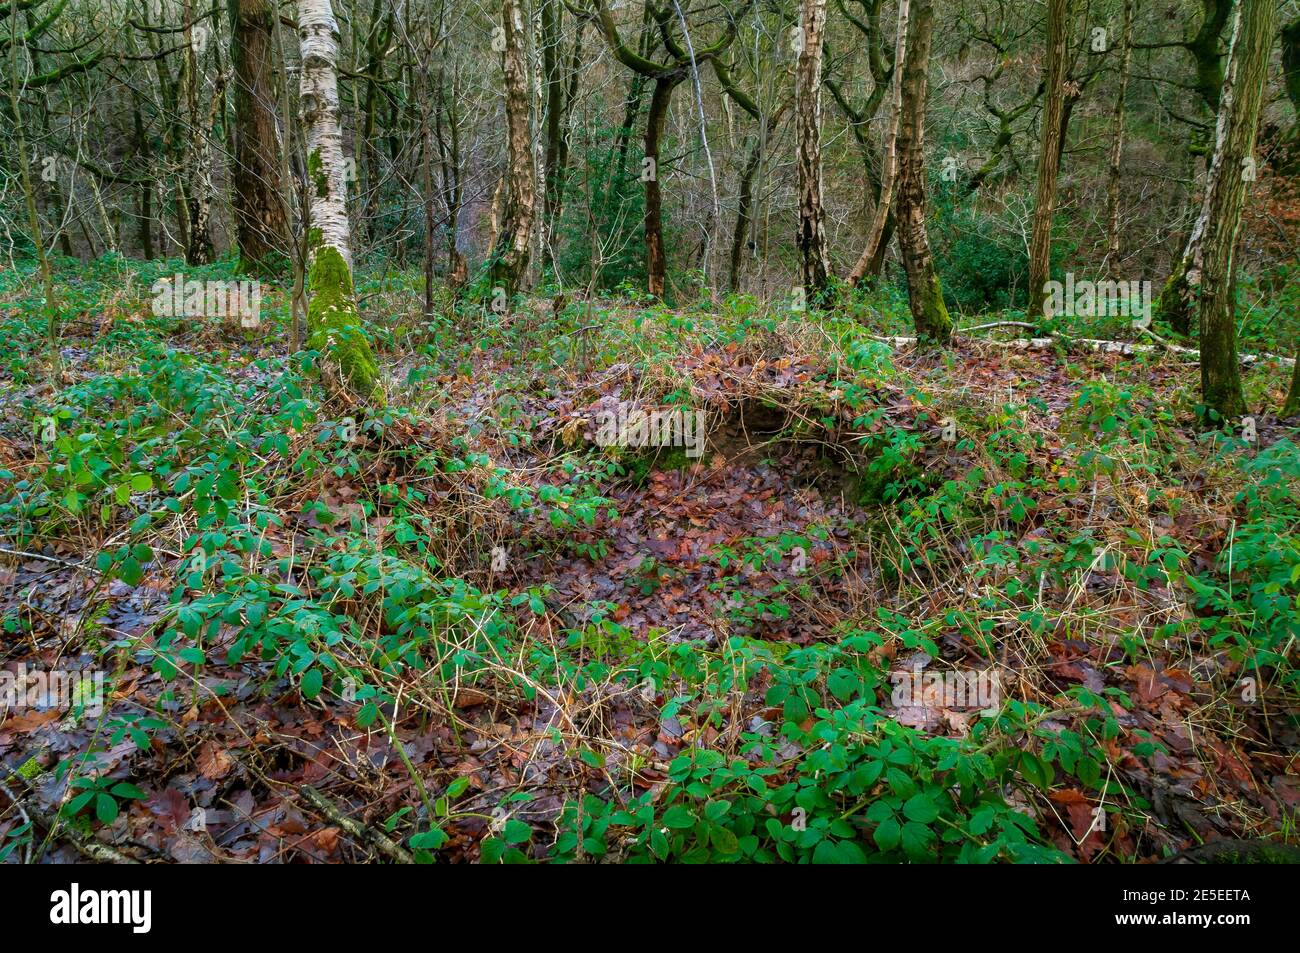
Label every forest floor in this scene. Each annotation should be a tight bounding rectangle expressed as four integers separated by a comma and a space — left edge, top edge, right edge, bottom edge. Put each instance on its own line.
0, 256, 1297, 864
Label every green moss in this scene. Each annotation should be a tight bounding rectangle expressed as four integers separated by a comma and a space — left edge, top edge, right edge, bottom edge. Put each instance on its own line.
615, 444, 700, 486
914, 274, 953, 345
1201, 370, 1247, 421
1225, 845, 1300, 864
307, 246, 383, 403
307, 150, 329, 200
1176, 841, 1300, 864
855, 458, 925, 506
1156, 265, 1194, 337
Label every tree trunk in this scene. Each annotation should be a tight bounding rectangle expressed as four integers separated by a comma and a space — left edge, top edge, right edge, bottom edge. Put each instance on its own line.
182, 0, 216, 265
644, 74, 681, 300
435, 53, 467, 289
591, 0, 738, 299
141, 1, 191, 258
1189, 0, 1232, 113
421, 30, 436, 315
1280, 18, 1300, 172
848, 0, 909, 286
272, 9, 304, 349
358, 0, 393, 243
131, 95, 155, 259
1159, 186, 1215, 337
540, 0, 565, 270
555, 27, 583, 220
487, 0, 537, 298
729, 134, 763, 294
230, 0, 289, 272
1102, 0, 1133, 278
1283, 351, 1300, 419
1198, 0, 1272, 422
7, 0, 58, 364
795, 0, 831, 296
611, 8, 654, 190
894, 0, 950, 343
1160, 0, 1235, 333
1027, 0, 1069, 319
299, 0, 381, 401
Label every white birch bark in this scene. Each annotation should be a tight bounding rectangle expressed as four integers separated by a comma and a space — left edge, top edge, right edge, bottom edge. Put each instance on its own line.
299, 0, 353, 270
297, 0, 381, 400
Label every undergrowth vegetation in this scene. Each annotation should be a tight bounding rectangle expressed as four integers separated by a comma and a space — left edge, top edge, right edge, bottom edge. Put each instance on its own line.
1, 254, 1296, 864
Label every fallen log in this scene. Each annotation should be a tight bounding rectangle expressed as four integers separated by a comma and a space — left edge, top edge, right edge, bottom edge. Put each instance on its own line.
870, 326, 1295, 368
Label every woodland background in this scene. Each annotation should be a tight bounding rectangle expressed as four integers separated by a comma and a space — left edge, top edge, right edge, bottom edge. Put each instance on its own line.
0, 0, 1297, 865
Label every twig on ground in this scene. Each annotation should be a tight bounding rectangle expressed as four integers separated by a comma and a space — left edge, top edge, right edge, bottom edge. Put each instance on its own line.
299, 785, 415, 864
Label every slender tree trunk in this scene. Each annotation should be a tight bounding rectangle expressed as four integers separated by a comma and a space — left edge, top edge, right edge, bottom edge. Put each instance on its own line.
421, 50, 436, 314
1199, 0, 1272, 422
1283, 18, 1300, 168
1102, 0, 1133, 278
182, 0, 216, 265
487, 0, 537, 297
612, 10, 654, 190
795, 0, 831, 295
88, 170, 116, 254
131, 96, 155, 259
272, 10, 303, 349
299, 0, 381, 400
435, 52, 467, 288
554, 25, 583, 225
644, 74, 681, 300
1283, 352, 1300, 418
714, 59, 784, 297
125, 19, 156, 257
894, 0, 951, 343
7, 0, 58, 365
592, 1, 737, 299
1056, 86, 1081, 166
358, 0, 391, 243
848, 0, 909, 286
230, 0, 289, 272
729, 135, 763, 294
142, 3, 191, 257
540, 0, 564, 270
1027, 0, 1070, 318
1160, 185, 1215, 336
